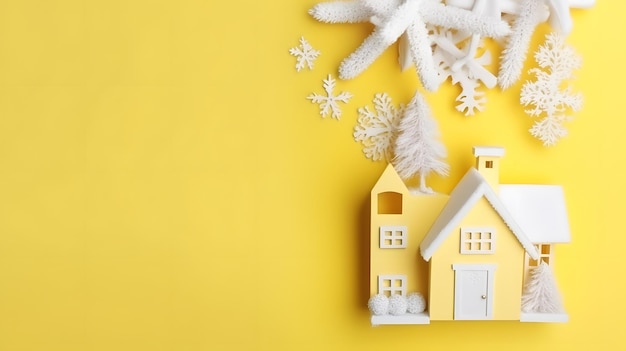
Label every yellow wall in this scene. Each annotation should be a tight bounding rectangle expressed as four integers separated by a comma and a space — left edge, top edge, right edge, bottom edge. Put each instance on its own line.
428, 197, 525, 321
0, 1, 623, 350
369, 179, 448, 300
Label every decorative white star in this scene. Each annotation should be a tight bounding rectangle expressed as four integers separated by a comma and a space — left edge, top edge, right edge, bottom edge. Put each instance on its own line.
309, 0, 511, 91
446, 0, 594, 34
495, 0, 595, 89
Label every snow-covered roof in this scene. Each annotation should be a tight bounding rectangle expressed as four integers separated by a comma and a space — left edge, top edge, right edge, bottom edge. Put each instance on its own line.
420, 168, 539, 261
499, 184, 571, 244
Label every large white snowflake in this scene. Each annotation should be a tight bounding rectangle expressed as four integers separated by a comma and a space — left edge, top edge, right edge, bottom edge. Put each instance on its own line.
289, 36, 321, 72
520, 32, 582, 146
307, 74, 353, 119
354, 93, 406, 161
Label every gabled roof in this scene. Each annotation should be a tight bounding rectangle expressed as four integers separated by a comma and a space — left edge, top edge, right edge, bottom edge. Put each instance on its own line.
499, 184, 571, 244
419, 168, 539, 261
371, 163, 410, 195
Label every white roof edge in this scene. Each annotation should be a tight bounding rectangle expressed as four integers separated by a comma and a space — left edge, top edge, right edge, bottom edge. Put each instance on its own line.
420, 168, 540, 261
420, 170, 489, 261
473, 146, 505, 157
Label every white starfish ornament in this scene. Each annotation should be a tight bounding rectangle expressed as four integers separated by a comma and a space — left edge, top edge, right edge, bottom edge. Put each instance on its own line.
446, 0, 594, 34
498, 0, 594, 89
309, 0, 512, 92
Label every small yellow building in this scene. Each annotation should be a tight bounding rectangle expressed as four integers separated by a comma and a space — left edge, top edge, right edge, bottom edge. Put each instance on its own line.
369, 146, 571, 325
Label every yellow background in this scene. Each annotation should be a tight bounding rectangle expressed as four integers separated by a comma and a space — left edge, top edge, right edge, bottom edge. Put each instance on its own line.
0, 1, 622, 350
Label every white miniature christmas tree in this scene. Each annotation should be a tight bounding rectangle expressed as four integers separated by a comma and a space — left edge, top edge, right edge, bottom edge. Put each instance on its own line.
520, 32, 582, 146
521, 262, 565, 313
392, 91, 449, 193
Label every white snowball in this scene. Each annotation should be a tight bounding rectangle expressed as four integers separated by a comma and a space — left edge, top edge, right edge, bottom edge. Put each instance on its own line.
388, 294, 408, 315
367, 294, 389, 315
406, 292, 426, 313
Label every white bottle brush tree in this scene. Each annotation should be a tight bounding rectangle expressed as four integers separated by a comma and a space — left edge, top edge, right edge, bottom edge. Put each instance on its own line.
521, 262, 565, 314
393, 91, 449, 194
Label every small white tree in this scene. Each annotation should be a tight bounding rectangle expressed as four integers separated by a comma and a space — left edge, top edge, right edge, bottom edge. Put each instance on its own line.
393, 91, 449, 193
521, 262, 564, 313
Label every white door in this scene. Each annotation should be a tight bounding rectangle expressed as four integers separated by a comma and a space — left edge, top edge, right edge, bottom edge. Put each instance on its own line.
452, 264, 496, 320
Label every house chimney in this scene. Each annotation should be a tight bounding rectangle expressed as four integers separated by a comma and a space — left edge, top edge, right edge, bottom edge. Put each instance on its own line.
473, 146, 504, 192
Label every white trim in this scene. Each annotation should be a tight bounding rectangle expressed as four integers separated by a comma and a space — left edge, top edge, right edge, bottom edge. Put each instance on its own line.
527, 243, 553, 267
452, 264, 497, 320
520, 312, 568, 323
371, 312, 430, 325
379, 225, 408, 249
473, 146, 505, 157
420, 169, 539, 261
460, 227, 496, 254
377, 275, 407, 296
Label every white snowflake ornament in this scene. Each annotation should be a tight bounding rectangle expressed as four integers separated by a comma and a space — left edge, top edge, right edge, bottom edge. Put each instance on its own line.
307, 74, 353, 119
431, 26, 494, 116
521, 32, 582, 146
354, 93, 405, 161
289, 37, 321, 72
309, 0, 511, 91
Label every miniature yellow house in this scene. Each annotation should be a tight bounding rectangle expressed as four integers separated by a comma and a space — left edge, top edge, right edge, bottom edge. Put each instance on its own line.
369, 146, 571, 326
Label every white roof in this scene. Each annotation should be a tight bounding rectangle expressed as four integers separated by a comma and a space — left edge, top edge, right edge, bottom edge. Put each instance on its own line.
499, 184, 571, 243
420, 168, 539, 261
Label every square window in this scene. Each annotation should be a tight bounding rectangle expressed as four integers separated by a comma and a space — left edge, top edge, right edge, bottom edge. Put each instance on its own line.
460, 227, 495, 254
378, 275, 407, 296
379, 226, 407, 249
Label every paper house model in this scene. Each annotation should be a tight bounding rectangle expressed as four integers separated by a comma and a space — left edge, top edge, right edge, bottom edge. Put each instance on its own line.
369, 146, 570, 325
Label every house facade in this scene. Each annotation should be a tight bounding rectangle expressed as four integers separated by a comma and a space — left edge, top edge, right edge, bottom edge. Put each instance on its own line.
369, 147, 571, 325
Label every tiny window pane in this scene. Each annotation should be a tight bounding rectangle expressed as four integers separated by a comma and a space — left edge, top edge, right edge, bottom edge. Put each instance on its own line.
460, 227, 495, 254
379, 226, 407, 249
378, 275, 407, 296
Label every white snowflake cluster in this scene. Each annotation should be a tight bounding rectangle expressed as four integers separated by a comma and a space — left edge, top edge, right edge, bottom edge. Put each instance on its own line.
367, 292, 426, 316
353, 93, 405, 161
521, 32, 582, 146
306, 0, 594, 117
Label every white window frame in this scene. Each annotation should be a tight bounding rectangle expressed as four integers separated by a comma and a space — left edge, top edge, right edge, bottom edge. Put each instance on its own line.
379, 225, 407, 249
378, 275, 407, 296
527, 243, 553, 267
460, 227, 496, 254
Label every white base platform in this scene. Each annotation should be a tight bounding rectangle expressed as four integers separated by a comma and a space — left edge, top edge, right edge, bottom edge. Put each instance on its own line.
520, 312, 569, 323
371, 312, 430, 326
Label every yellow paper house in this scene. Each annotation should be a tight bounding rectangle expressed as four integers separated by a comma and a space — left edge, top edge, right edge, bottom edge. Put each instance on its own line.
369, 146, 571, 326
